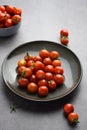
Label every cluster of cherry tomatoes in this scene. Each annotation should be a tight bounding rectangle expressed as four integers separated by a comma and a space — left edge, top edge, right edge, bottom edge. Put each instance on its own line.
0, 5, 22, 28
63, 103, 79, 124
17, 49, 65, 96
60, 29, 69, 45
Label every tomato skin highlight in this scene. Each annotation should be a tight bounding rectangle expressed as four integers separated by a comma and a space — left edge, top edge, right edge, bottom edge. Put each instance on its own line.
63, 103, 74, 115
68, 112, 79, 124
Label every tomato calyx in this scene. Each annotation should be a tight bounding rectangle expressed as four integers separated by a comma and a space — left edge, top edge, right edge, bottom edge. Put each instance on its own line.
73, 119, 80, 124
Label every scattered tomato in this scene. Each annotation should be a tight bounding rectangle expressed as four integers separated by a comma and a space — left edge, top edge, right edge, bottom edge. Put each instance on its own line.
63, 103, 74, 115
60, 29, 69, 37
68, 112, 79, 124
60, 36, 69, 45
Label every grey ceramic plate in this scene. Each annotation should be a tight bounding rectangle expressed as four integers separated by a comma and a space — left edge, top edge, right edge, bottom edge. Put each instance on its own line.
2, 41, 82, 101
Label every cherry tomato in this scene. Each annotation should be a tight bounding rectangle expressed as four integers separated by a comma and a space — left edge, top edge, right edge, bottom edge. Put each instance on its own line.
68, 112, 79, 124
36, 70, 45, 79
12, 14, 21, 24
39, 49, 50, 58
0, 12, 5, 22
27, 60, 35, 69
43, 57, 52, 65
38, 86, 48, 96
38, 79, 47, 87
60, 36, 69, 45
18, 77, 29, 87
18, 59, 27, 67
48, 80, 57, 91
52, 60, 61, 67
18, 66, 26, 75
34, 55, 42, 62
27, 82, 38, 94
54, 74, 64, 85
50, 51, 59, 60
45, 72, 53, 80
29, 74, 37, 83
4, 13, 11, 20
44, 65, 54, 73
0, 5, 5, 12
60, 29, 69, 37
63, 103, 74, 115
5, 5, 14, 14
13, 7, 22, 15
24, 53, 34, 61
4, 18, 13, 27
34, 61, 44, 70
54, 66, 64, 75
21, 67, 32, 78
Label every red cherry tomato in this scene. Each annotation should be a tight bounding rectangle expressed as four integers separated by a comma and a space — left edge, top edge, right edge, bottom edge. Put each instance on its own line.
60, 36, 69, 45
39, 49, 50, 58
29, 74, 37, 83
13, 7, 22, 15
0, 12, 5, 22
34, 61, 44, 70
43, 57, 52, 65
34, 55, 42, 62
54, 66, 64, 75
50, 51, 59, 60
20, 67, 32, 78
63, 103, 74, 115
0, 5, 5, 12
27, 82, 38, 94
12, 14, 21, 24
4, 18, 13, 27
44, 65, 54, 73
5, 5, 14, 14
38, 79, 47, 87
24, 53, 34, 61
68, 112, 79, 124
38, 86, 49, 96
60, 29, 69, 37
52, 60, 61, 67
45, 72, 53, 80
18, 77, 29, 87
36, 70, 45, 79
48, 80, 57, 91
54, 74, 64, 85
